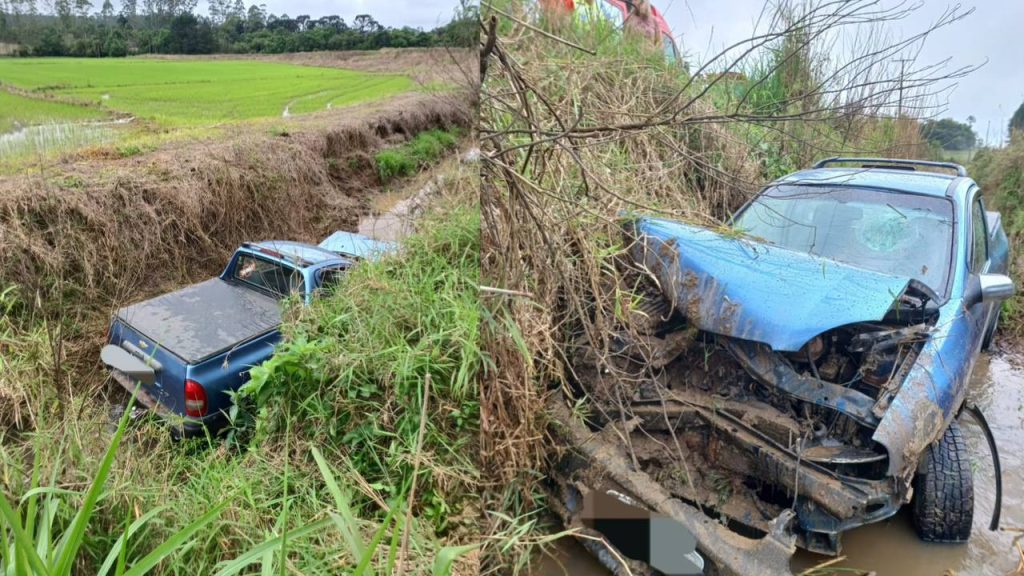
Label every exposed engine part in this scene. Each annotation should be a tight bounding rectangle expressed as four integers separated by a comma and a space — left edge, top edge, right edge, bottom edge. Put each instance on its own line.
882, 279, 941, 325
817, 351, 848, 382
724, 337, 881, 428
848, 324, 933, 354
566, 307, 939, 557
786, 335, 825, 364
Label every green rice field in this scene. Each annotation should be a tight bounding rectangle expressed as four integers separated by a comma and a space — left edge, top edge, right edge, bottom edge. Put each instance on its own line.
0, 58, 414, 130
0, 90, 109, 133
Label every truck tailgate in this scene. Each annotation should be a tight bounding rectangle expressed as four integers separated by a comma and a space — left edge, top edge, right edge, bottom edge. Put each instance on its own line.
116, 278, 281, 365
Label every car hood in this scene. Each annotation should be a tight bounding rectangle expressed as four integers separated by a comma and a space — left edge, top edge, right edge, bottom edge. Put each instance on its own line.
630, 216, 914, 351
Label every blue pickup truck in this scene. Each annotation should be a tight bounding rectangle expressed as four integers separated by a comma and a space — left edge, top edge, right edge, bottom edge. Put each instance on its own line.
101, 231, 392, 437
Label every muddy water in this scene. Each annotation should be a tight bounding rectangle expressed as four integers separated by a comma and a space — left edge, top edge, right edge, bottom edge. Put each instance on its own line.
532, 351, 1024, 575
792, 351, 1024, 576
531, 536, 610, 575
356, 175, 436, 241
0, 118, 132, 157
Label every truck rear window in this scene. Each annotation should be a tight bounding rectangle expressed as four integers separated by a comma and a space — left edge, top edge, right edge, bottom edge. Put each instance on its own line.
233, 254, 303, 298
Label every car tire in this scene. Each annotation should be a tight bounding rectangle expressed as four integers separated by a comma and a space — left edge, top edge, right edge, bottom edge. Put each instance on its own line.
912, 420, 973, 543
982, 309, 1000, 351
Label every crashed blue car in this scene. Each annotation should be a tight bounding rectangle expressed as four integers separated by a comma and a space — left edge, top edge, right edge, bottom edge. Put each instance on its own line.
552, 159, 1014, 572
101, 231, 393, 437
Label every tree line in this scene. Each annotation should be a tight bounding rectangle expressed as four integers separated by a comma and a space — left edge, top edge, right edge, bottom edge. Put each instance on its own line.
920, 102, 1024, 151
920, 117, 978, 151
0, 0, 476, 57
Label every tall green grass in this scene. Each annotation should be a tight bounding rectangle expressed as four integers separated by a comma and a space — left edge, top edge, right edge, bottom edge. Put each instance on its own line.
0, 404, 473, 575
375, 129, 461, 182
0, 394, 225, 576
0, 192, 480, 574
239, 201, 480, 533
0, 286, 53, 432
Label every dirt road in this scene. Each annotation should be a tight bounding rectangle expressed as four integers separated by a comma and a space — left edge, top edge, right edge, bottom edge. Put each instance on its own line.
533, 349, 1024, 576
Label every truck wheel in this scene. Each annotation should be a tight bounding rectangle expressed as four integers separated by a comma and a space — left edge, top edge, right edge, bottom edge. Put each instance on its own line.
912, 420, 973, 542
982, 310, 1000, 350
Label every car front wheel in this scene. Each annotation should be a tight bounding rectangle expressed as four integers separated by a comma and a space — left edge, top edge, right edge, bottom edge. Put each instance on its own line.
912, 419, 973, 542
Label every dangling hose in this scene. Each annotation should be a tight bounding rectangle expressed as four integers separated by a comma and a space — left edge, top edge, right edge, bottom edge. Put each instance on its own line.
963, 404, 1002, 530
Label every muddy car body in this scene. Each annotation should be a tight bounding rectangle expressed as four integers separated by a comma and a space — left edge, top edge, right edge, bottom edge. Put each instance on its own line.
553, 159, 1013, 573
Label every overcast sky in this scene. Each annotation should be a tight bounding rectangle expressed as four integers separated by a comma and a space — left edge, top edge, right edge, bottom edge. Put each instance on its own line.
661, 0, 1024, 146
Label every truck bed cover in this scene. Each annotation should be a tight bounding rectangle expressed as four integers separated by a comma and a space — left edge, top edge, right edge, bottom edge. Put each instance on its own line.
116, 278, 281, 365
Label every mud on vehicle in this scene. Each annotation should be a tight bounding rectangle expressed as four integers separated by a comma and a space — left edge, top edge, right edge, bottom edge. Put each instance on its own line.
548, 159, 1013, 574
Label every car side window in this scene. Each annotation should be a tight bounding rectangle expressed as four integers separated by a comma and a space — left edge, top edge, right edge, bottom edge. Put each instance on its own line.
971, 196, 988, 272
234, 254, 303, 298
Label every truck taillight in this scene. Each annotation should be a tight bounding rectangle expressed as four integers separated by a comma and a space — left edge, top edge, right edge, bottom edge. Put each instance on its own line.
184, 380, 207, 417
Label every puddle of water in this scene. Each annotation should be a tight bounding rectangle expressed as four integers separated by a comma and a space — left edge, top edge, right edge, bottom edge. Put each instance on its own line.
533, 352, 1024, 575
356, 179, 435, 242
533, 532, 714, 575
793, 352, 1024, 575
0, 118, 132, 159
530, 536, 610, 575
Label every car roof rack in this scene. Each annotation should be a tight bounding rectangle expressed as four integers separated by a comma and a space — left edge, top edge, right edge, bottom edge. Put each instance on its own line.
812, 157, 967, 177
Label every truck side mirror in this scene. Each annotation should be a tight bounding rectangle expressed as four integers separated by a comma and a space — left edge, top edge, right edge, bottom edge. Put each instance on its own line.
980, 274, 1015, 304
966, 273, 1015, 308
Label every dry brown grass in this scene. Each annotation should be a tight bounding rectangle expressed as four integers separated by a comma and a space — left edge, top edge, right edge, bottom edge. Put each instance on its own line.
479, 7, 762, 508
478, 17, 771, 574
0, 92, 472, 436
0, 93, 469, 345
478, 2, 949, 572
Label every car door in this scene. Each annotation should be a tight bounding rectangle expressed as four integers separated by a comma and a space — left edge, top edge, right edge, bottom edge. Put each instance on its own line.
968, 191, 994, 342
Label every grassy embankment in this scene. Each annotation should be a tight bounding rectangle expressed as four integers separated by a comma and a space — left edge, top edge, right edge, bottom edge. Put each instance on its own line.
971, 134, 1024, 340
0, 74, 475, 574
376, 129, 461, 183
479, 1, 931, 571
1, 189, 480, 574
0, 58, 416, 162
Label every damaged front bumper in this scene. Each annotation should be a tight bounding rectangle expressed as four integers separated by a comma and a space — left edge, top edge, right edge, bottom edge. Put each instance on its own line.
547, 397, 798, 576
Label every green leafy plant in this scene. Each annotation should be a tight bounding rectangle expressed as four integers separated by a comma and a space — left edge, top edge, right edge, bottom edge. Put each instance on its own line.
116, 144, 150, 158
239, 202, 480, 538
0, 394, 226, 576
374, 129, 461, 183
375, 148, 417, 181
